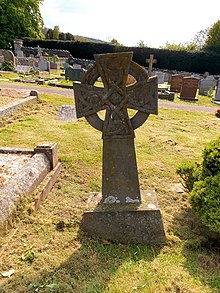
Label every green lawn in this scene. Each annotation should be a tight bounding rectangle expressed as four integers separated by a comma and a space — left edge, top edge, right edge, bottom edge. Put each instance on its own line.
0, 93, 219, 292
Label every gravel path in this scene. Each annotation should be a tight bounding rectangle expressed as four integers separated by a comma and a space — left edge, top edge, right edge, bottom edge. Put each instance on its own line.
0, 81, 219, 113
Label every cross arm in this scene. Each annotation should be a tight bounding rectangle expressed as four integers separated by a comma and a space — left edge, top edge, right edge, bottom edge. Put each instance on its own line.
126, 76, 158, 115
73, 83, 106, 118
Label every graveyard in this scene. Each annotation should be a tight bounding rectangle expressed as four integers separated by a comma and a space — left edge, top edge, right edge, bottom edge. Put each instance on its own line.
0, 49, 220, 292
0, 81, 219, 292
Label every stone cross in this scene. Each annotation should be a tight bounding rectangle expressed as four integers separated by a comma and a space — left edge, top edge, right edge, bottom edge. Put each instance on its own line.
146, 54, 157, 77
74, 52, 158, 204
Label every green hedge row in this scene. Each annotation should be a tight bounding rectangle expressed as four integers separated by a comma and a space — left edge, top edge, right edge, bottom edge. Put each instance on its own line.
23, 38, 220, 75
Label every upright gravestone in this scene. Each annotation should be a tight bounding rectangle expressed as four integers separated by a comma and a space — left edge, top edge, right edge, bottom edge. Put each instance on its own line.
198, 76, 216, 96
179, 77, 199, 101
212, 79, 220, 104
58, 105, 77, 121
65, 67, 86, 82
170, 74, 184, 92
38, 58, 49, 71
36, 45, 43, 57
73, 52, 166, 244
155, 71, 165, 84
3, 50, 16, 67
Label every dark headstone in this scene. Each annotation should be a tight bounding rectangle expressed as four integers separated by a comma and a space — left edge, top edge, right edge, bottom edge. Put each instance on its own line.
74, 52, 166, 244
179, 77, 199, 101
170, 74, 184, 92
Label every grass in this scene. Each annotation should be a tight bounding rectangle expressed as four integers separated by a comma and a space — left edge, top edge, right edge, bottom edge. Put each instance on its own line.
0, 93, 220, 292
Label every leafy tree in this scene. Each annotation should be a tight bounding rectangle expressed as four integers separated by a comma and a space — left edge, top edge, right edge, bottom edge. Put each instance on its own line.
192, 28, 210, 50
0, 0, 44, 49
52, 25, 60, 40
110, 38, 123, 46
45, 29, 53, 39
204, 20, 220, 52
59, 32, 66, 41
137, 40, 148, 48
65, 32, 75, 41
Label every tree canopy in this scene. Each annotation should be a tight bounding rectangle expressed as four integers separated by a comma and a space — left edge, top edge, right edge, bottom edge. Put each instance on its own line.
0, 0, 44, 49
205, 20, 220, 53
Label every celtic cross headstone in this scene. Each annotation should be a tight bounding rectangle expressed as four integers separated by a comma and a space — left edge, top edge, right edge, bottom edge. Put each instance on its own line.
74, 52, 166, 244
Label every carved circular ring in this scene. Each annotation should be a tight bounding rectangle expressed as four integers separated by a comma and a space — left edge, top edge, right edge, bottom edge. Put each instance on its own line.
83, 61, 150, 131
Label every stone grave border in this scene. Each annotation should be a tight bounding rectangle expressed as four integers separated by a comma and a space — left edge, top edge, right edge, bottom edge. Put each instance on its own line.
0, 90, 40, 119
0, 142, 61, 229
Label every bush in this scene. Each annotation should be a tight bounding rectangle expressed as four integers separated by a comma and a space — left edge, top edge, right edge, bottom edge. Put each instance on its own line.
201, 137, 220, 178
190, 175, 220, 233
22, 38, 220, 74
176, 161, 201, 192
177, 136, 220, 233
0, 61, 14, 71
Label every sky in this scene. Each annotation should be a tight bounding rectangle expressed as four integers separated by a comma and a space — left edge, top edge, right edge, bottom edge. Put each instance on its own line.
40, 0, 220, 48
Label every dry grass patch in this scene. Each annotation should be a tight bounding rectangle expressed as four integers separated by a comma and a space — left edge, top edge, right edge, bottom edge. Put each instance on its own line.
0, 93, 219, 292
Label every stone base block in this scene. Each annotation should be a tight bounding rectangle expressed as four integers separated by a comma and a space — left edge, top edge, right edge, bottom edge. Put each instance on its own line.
158, 92, 175, 101
178, 96, 198, 101
80, 191, 166, 244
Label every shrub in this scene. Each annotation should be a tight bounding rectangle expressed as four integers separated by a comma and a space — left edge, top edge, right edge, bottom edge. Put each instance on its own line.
0, 61, 14, 71
190, 175, 220, 233
177, 136, 220, 233
201, 137, 220, 178
176, 161, 201, 192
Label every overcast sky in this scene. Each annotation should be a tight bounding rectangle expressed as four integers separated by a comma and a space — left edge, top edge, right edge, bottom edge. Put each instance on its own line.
40, 0, 220, 48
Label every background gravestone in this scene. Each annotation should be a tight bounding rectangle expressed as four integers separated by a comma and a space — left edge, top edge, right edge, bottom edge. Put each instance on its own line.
65, 67, 86, 82
212, 79, 220, 104
198, 76, 216, 96
2, 50, 16, 66
170, 74, 184, 92
154, 71, 165, 84
179, 77, 199, 101
58, 105, 77, 121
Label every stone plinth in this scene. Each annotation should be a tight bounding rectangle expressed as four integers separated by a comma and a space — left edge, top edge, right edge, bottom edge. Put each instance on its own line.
81, 191, 166, 244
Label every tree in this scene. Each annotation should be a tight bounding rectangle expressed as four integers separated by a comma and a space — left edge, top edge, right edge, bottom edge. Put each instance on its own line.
45, 28, 53, 39
204, 20, 220, 53
52, 25, 60, 40
110, 38, 123, 46
192, 28, 210, 50
137, 40, 148, 48
0, 0, 44, 49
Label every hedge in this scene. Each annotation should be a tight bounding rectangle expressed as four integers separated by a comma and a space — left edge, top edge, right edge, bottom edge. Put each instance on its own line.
22, 38, 220, 75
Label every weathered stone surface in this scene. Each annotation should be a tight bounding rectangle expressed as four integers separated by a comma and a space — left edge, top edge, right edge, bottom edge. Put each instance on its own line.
179, 77, 199, 101
0, 153, 50, 227
170, 74, 184, 92
58, 105, 77, 122
81, 191, 166, 244
74, 52, 158, 204
74, 52, 165, 244
198, 76, 216, 96
65, 67, 86, 82
0, 143, 59, 228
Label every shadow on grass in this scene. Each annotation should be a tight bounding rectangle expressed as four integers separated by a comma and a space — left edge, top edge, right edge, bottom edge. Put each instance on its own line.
171, 207, 220, 292
1, 231, 163, 292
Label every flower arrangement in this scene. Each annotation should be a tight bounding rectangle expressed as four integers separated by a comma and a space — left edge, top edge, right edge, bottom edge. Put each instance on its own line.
215, 109, 220, 118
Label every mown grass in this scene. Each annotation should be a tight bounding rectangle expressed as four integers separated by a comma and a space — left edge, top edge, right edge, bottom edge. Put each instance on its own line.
0, 93, 219, 292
